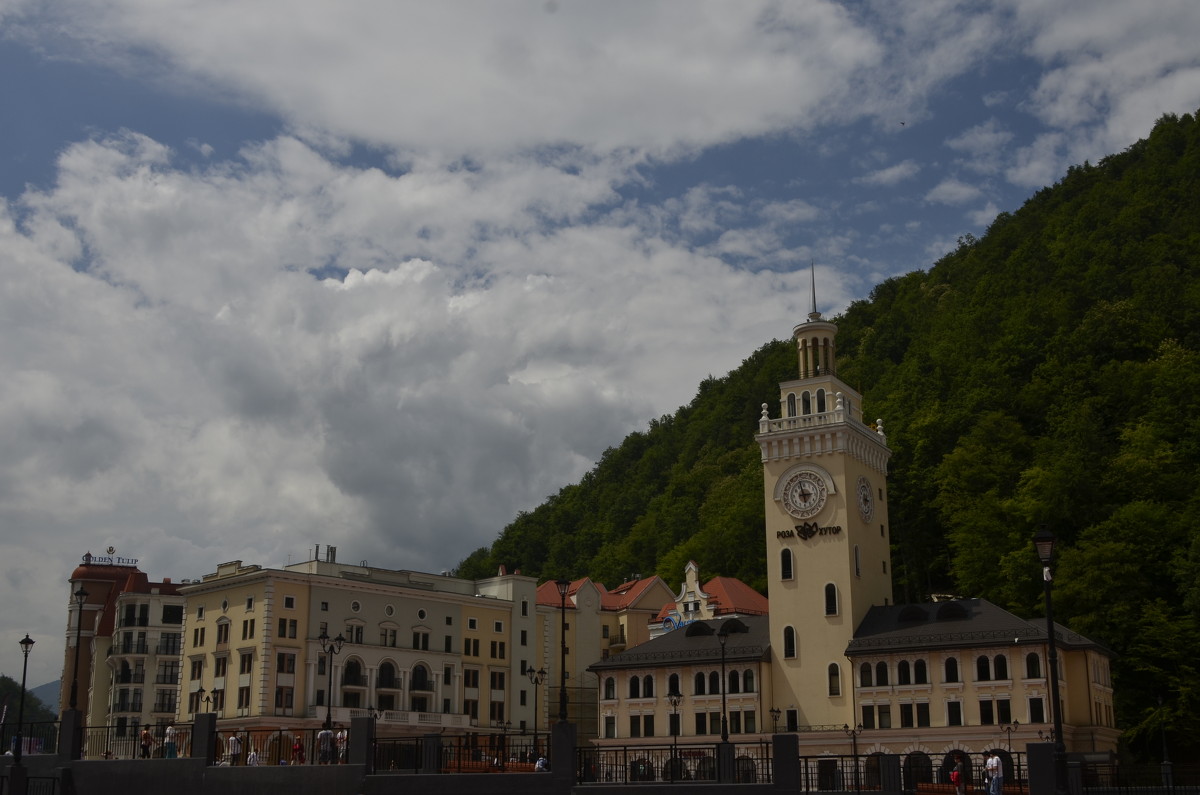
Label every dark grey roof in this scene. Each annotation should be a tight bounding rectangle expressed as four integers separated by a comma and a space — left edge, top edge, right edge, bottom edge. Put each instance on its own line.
846, 598, 1110, 656
588, 615, 771, 672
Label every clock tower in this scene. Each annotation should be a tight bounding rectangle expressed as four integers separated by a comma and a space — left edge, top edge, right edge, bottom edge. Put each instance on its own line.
757, 284, 892, 729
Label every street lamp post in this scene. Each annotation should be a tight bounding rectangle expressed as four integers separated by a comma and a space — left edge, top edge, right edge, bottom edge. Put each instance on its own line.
527, 666, 546, 757
1034, 526, 1067, 795
318, 630, 346, 729
69, 585, 89, 709
555, 579, 570, 722
667, 690, 682, 782
770, 707, 781, 734
1002, 720, 1020, 751
14, 634, 35, 766
844, 723, 863, 794
717, 627, 730, 742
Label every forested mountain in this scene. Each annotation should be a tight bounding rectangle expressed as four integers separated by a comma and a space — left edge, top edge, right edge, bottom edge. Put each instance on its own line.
457, 111, 1200, 758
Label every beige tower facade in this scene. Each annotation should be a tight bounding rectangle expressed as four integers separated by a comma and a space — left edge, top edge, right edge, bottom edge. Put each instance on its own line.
757, 307, 892, 730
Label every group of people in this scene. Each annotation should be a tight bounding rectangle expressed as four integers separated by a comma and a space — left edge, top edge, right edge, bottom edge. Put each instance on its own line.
222, 726, 347, 766
950, 751, 1005, 795
137, 723, 179, 759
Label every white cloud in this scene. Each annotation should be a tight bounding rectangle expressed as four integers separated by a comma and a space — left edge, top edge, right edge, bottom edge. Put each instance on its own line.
925, 178, 982, 205
854, 160, 921, 187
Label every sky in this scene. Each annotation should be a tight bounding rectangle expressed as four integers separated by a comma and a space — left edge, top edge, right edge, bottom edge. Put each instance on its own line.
2, 0, 1199, 688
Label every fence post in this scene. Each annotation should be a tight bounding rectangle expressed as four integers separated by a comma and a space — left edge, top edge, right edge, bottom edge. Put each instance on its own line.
773, 732, 800, 791
191, 713, 218, 764
349, 716, 373, 773
420, 733, 441, 774
60, 710, 84, 760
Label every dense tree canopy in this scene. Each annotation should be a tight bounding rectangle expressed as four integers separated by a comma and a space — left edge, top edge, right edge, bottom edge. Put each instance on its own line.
458, 111, 1200, 760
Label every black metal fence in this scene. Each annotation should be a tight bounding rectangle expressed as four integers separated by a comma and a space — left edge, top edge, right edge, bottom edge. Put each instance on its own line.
1080, 762, 1200, 795
210, 726, 348, 765
575, 741, 772, 784
1, 722, 60, 758
81, 723, 193, 760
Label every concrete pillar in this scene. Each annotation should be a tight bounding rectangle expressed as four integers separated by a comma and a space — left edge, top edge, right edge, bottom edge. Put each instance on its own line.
59, 709, 84, 761
349, 716, 373, 773
421, 733, 441, 774
191, 713, 218, 764
551, 720, 576, 788
772, 733, 800, 791
717, 740, 735, 783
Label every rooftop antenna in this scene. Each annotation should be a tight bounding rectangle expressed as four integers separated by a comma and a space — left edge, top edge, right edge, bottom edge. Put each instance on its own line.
808, 261, 822, 321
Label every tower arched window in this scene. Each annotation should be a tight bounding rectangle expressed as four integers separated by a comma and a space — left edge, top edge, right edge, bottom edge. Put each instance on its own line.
976, 655, 991, 681
781, 549, 794, 581
945, 657, 959, 684
709, 671, 720, 694
802, 392, 812, 415
728, 670, 740, 694
860, 662, 873, 687
897, 660, 911, 685
787, 393, 797, 418
668, 673, 680, 696
817, 389, 827, 413
828, 664, 841, 697
604, 677, 615, 699
994, 655, 1008, 680
824, 583, 838, 615
783, 626, 797, 659
629, 676, 640, 699
694, 672, 705, 695
876, 662, 889, 686
914, 659, 928, 684
642, 675, 654, 698
1026, 653, 1042, 679
743, 670, 755, 693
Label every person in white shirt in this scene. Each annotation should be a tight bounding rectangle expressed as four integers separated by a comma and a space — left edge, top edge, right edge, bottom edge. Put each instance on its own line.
986, 752, 1003, 795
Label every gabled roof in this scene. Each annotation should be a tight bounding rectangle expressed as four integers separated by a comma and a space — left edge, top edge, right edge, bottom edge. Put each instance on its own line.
589, 615, 771, 671
702, 576, 769, 616
601, 576, 667, 610
846, 598, 1111, 656
535, 578, 583, 608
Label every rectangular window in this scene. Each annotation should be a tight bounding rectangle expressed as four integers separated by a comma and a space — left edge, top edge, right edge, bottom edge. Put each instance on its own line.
494, 620, 503, 633
278, 618, 288, 637
240, 652, 253, 674
197, 606, 205, 620
730, 711, 741, 734
276, 652, 296, 674
193, 627, 206, 647
216, 623, 229, 644
520, 629, 527, 646
463, 699, 478, 719
878, 704, 892, 729
628, 715, 641, 738
948, 701, 963, 726
786, 709, 799, 732
900, 703, 914, 728
710, 712, 721, 735
321, 601, 329, 611
246, 596, 254, 611
237, 686, 251, 708
190, 659, 204, 680
162, 605, 184, 624
861, 704, 876, 729
413, 631, 429, 650
490, 671, 506, 690
917, 702, 931, 727
489, 701, 504, 722
997, 698, 1012, 724
211, 688, 225, 710
695, 713, 707, 735
444, 636, 452, 653
602, 625, 610, 639
744, 710, 756, 734
284, 596, 295, 609
519, 690, 527, 706
464, 669, 480, 688
241, 619, 255, 640
980, 699, 995, 725
468, 618, 478, 630
604, 715, 616, 738
214, 656, 228, 678
381, 629, 397, 647
1029, 697, 1046, 724
521, 601, 528, 617
444, 665, 453, 682
274, 686, 294, 710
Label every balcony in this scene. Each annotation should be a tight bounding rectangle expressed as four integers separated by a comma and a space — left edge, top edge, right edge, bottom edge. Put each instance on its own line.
342, 674, 368, 687
309, 706, 476, 730
151, 701, 177, 714
117, 643, 150, 655
116, 672, 146, 684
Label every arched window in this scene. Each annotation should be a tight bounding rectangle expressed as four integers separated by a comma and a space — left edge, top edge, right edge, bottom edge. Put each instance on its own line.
629, 676, 640, 699
825, 583, 838, 615
817, 389, 827, 413
860, 662, 873, 687
378, 661, 398, 689
694, 672, 706, 695
729, 669, 740, 694
945, 657, 959, 684
344, 659, 363, 686
914, 659, 928, 685
668, 673, 680, 696
897, 661, 911, 685
709, 671, 720, 694
976, 655, 991, 681
642, 675, 654, 698
994, 655, 1008, 680
410, 663, 430, 691
787, 393, 797, 417
1026, 653, 1042, 679
604, 677, 615, 699
876, 662, 889, 686
802, 392, 812, 415
783, 626, 797, 659
781, 549, 794, 580
743, 670, 755, 693
828, 664, 841, 697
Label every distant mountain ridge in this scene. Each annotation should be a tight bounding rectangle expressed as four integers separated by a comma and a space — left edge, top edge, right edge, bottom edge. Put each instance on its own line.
458, 111, 1200, 757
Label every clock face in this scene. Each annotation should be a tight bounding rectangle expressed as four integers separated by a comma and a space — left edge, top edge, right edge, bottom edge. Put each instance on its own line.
856, 476, 874, 522
779, 470, 828, 519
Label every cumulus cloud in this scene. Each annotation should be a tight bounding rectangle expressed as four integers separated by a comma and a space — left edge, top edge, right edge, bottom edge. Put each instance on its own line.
855, 160, 921, 187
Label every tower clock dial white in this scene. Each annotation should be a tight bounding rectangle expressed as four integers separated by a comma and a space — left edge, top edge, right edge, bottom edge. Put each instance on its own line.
778, 470, 828, 519
856, 475, 875, 522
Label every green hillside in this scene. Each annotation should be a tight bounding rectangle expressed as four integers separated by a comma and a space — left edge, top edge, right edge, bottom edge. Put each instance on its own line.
457, 111, 1200, 758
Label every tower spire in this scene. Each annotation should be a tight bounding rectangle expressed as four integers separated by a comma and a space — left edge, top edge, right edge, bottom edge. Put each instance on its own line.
808, 261, 821, 321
